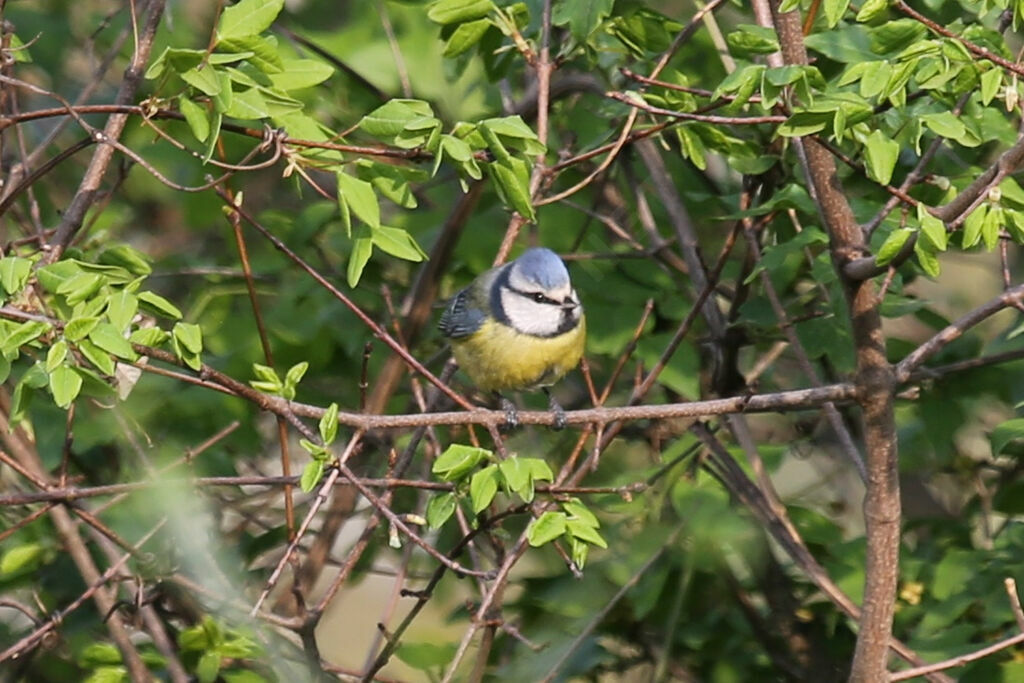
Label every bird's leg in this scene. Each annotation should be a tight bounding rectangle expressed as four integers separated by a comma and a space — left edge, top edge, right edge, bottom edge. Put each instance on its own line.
544, 388, 567, 431
496, 393, 520, 430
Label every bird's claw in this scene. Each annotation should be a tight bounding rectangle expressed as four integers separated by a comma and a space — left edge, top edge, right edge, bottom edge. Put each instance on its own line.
499, 397, 520, 430
547, 393, 567, 431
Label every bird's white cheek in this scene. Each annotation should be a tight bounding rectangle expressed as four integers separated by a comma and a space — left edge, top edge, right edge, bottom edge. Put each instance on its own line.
500, 290, 563, 336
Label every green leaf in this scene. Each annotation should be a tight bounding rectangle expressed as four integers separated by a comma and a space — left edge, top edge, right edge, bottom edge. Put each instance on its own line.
426, 492, 457, 529
36, 260, 83, 294
90, 323, 137, 360
319, 402, 339, 445
196, 649, 222, 683
359, 99, 436, 141
469, 464, 500, 513
921, 112, 967, 141
917, 204, 948, 251
179, 97, 210, 142
64, 315, 101, 343
498, 457, 531, 499
932, 548, 973, 600
222, 87, 270, 119
77, 338, 116, 376
433, 444, 490, 481
173, 322, 203, 355
181, 65, 222, 97
105, 290, 138, 332
2, 320, 50, 355
217, 0, 284, 42
567, 519, 608, 548
552, 0, 614, 42
855, 0, 888, 22
991, 418, 1024, 456
563, 498, 599, 527
427, 0, 495, 25
875, 228, 913, 266
347, 227, 373, 288
0, 256, 32, 295
371, 226, 426, 262
138, 291, 183, 319
78, 642, 123, 666
527, 511, 567, 547
128, 327, 169, 347
282, 360, 308, 400
46, 339, 68, 372
823, 0, 851, 27
98, 245, 152, 276
268, 58, 334, 90
57, 272, 103, 305
962, 205, 988, 249
337, 172, 380, 229
725, 24, 780, 56
863, 129, 899, 185
49, 364, 83, 408
914, 238, 940, 277
299, 438, 328, 459
489, 156, 534, 219
300, 460, 325, 493
395, 641, 457, 671
0, 543, 44, 574
980, 64, 1001, 106
982, 205, 1004, 251
443, 18, 491, 57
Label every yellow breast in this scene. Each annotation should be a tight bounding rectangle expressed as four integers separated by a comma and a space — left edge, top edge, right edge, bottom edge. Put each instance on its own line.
451, 315, 586, 393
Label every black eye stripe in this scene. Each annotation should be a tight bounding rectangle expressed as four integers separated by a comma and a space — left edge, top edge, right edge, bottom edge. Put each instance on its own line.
507, 286, 560, 306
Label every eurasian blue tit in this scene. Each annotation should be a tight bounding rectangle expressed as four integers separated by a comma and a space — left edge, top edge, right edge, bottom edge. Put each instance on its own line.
439, 247, 586, 428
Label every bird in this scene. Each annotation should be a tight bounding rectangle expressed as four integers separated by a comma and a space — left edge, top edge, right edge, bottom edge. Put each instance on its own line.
438, 247, 585, 429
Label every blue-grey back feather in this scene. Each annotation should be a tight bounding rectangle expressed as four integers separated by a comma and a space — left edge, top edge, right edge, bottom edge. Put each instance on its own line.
438, 287, 486, 339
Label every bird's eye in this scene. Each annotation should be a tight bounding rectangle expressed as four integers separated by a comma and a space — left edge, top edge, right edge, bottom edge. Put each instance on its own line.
532, 293, 548, 303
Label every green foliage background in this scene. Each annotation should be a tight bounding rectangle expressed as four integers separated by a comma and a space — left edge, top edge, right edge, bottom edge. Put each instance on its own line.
4, 0, 1024, 681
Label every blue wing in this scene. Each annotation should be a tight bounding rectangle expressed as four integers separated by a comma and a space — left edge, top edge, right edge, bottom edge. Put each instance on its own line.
439, 288, 486, 339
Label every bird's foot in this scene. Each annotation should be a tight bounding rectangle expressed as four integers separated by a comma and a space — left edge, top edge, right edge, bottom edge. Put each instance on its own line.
499, 396, 520, 430
546, 391, 567, 431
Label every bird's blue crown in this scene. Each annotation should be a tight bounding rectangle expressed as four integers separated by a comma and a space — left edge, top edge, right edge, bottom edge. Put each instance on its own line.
513, 248, 569, 289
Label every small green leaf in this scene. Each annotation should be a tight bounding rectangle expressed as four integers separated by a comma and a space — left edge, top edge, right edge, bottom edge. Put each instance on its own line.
268, 58, 334, 90
962, 205, 988, 249
129, 327, 170, 347
433, 444, 490, 481
0, 543, 44, 574
855, 0, 888, 22
337, 172, 380, 229
2, 320, 50, 355
427, 0, 495, 25
498, 457, 531, 497
300, 460, 325, 493
216, 0, 284, 42
983, 205, 1004, 251
181, 66, 222, 97
138, 291, 183, 319
196, 649, 222, 683
105, 290, 139, 332
0, 257, 32, 295
914, 238, 940, 277
567, 519, 608, 548
991, 418, 1024, 456
319, 402, 339, 445
980, 64, 1001, 106
489, 156, 534, 219
90, 323, 137, 360
563, 498, 599, 527
77, 338, 116, 376
527, 511, 567, 547
875, 228, 913, 266
917, 204, 947, 251
823, 0, 851, 27
57, 272, 103, 305
78, 642, 123, 667
347, 228, 373, 288
299, 438, 328, 459
179, 97, 210, 142
443, 19, 491, 57
371, 226, 427, 262
173, 322, 203, 355
469, 464, 500, 513
46, 339, 68, 372
395, 641, 458, 671
863, 129, 899, 185
49, 364, 83, 408
426, 492, 457, 529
